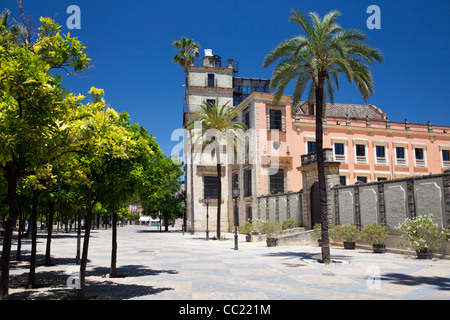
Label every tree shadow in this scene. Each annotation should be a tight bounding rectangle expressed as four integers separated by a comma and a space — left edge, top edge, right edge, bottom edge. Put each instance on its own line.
263, 251, 352, 263
8, 264, 178, 300
382, 273, 450, 291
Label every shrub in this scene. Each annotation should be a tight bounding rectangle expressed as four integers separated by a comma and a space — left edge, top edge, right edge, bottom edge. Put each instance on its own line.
330, 224, 359, 243
239, 221, 254, 236
360, 224, 389, 245
311, 223, 322, 240
260, 221, 282, 240
395, 214, 450, 251
282, 217, 300, 230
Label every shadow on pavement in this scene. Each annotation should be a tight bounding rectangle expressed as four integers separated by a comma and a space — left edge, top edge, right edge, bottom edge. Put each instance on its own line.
8, 264, 178, 300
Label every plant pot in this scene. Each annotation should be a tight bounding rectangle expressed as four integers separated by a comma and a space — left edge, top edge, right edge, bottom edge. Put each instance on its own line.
372, 244, 386, 253
266, 238, 278, 247
245, 235, 251, 242
318, 239, 322, 247
343, 241, 356, 249
416, 248, 433, 259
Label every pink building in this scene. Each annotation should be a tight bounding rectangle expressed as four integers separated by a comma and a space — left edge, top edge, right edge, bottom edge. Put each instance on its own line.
229, 92, 450, 225
183, 51, 450, 232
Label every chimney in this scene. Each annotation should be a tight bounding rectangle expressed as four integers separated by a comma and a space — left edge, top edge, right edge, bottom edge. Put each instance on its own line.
227, 58, 233, 68
203, 49, 214, 67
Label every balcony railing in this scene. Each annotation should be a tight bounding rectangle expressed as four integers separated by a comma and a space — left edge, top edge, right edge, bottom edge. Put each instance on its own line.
301, 149, 335, 166
356, 156, 367, 164
396, 158, 407, 166
376, 157, 387, 165
443, 160, 450, 168
415, 159, 426, 167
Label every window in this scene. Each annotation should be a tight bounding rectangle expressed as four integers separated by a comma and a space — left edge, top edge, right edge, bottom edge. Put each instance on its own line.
335, 143, 345, 155
332, 141, 347, 162
244, 170, 252, 197
355, 143, 367, 164
270, 169, 284, 194
206, 99, 216, 109
243, 111, 250, 129
356, 176, 368, 183
442, 149, 450, 168
376, 146, 385, 158
269, 109, 282, 131
307, 141, 317, 154
377, 177, 387, 182
414, 147, 426, 167
415, 148, 424, 160
375, 145, 387, 165
395, 146, 407, 166
339, 176, 347, 186
356, 144, 366, 156
207, 74, 215, 87
204, 176, 219, 199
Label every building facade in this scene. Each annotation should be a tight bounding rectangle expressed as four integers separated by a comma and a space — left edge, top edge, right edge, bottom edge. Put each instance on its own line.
183, 50, 450, 233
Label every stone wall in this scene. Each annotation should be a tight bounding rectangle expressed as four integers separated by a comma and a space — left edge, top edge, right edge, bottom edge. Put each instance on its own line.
256, 191, 304, 225
256, 170, 450, 233
331, 171, 450, 230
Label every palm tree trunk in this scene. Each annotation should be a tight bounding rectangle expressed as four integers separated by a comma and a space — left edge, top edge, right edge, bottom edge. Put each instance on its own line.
315, 79, 331, 264
215, 138, 222, 239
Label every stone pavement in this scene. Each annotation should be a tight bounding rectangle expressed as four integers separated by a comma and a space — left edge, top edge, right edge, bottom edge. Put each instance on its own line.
6, 225, 450, 300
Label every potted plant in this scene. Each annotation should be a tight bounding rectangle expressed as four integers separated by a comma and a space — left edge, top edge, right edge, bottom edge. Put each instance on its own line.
360, 223, 389, 253
331, 224, 359, 249
396, 214, 450, 259
260, 221, 282, 247
239, 220, 255, 242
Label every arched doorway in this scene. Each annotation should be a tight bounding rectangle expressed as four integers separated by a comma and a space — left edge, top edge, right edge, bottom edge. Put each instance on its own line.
310, 182, 321, 227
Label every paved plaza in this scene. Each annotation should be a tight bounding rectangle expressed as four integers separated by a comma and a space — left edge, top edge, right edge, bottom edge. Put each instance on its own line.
5, 225, 450, 300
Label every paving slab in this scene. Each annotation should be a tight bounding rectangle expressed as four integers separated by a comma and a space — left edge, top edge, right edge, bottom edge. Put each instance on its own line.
4, 225, 450, 300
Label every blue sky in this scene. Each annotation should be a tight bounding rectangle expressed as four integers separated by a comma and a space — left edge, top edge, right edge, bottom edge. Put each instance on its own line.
4, 0, 450, 156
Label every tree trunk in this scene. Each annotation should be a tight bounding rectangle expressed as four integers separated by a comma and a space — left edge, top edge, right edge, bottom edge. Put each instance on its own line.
315, 79, 331, 264
215, 138, 222, 239
16, 206, 23, 261
77, 188, 100, 299
77, 203, 92, 300
27, 190, 41, 289
1, 161, 19, 300
110, 211, 118, 278
45, 200, 55, 266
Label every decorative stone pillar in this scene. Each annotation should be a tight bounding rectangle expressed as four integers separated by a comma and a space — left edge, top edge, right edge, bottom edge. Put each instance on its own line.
296, 149, 341, 229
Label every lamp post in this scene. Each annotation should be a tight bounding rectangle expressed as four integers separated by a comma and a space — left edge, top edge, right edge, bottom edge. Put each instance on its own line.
181, 200, 185, 235
232, 186, 240, 250
205, 197, 211, 240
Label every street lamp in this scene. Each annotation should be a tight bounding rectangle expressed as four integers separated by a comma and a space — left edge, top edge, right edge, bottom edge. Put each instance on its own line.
232, 185, 240, 250
205, 197, 211, 241
181, 200, 185, 235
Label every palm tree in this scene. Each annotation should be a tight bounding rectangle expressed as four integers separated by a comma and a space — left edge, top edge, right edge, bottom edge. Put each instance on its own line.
172, 36, 200, 233
263, 9, 383, 263
173, 36, 201, 91
187, 101, 247, 239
